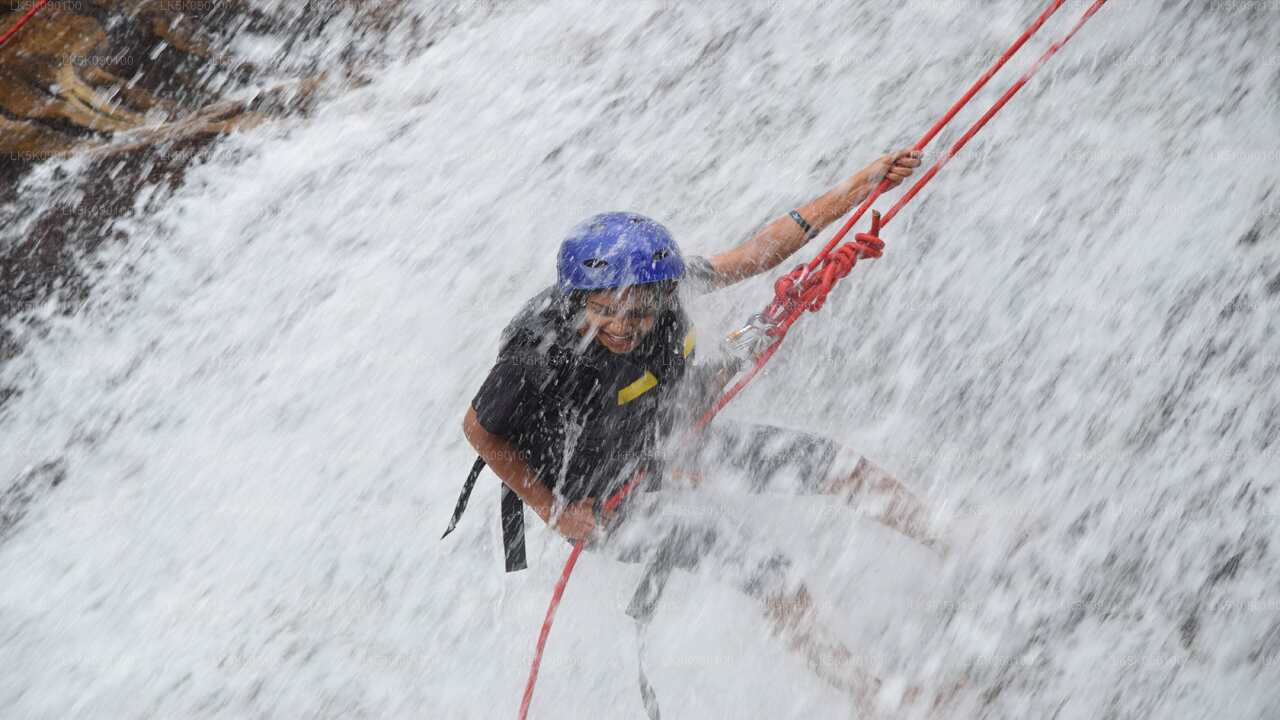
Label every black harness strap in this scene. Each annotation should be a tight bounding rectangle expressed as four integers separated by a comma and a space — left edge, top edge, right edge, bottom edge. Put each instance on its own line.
628, 553, 674, 720
500, 483, 527, 572
442, 455, 528, 573
441, 456, 486, 539
635, 620, 662, 720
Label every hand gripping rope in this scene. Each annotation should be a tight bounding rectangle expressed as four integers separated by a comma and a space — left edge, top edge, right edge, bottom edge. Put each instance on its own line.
0, 0, 50, 48
519, 1, 1110, 716
698, 0, 1113, 429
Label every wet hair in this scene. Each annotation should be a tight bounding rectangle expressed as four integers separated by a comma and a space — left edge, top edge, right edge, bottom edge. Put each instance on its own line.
565, 280, 678, 311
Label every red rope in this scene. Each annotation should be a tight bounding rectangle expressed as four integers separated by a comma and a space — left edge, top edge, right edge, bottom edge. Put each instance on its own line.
518, 483, 639, 720
519, 1, 1110, 715
881, 0, 1110, 227
0, 0, 50, 48
697, 0, 1108, 430
802, 0, 1069, 282
519, 544, 581, 718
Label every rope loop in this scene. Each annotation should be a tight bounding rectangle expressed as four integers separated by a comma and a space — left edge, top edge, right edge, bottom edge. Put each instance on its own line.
764, 263, 805, 327
771, 210, 884, 315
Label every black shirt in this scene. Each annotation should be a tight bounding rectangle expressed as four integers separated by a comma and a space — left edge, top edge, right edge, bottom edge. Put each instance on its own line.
472, 257, 716, 502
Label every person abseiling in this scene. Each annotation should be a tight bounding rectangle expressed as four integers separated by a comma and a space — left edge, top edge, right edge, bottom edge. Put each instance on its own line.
450, 148, 937, 708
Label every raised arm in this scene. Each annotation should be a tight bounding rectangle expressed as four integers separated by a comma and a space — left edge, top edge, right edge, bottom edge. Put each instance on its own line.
705, 149, 922, 287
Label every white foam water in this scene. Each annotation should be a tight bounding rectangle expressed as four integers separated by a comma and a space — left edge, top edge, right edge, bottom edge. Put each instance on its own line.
2, 1, 1278, 717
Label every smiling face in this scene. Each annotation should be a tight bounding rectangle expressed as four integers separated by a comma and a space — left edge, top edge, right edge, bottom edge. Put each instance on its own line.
579, 285, 667, 354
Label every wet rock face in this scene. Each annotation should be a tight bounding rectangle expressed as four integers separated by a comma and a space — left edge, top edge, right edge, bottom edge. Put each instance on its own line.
0, 142, 210, 365
0, 0, 451, 390
0, 0, 266, 166
1, 0, 235, 363
0, 0, 344, 369
0, 0, 492, 373
0, 0, 425, 174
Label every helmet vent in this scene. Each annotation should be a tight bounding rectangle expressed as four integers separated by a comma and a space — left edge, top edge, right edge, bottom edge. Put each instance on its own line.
582, 258, 609, 268
652, 250, 670, 260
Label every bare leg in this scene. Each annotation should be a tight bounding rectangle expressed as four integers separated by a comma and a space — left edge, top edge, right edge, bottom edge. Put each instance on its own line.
673, 422, 941, 551
617, 499, 947, 716
764, 585, 967, 716
670, 456, 942, 551
762, 585, 882, 713
821, 457, 943, 552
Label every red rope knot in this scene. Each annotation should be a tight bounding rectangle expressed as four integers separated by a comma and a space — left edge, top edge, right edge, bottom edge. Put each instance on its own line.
765, 263, 807, 326
804, 210, 884, 312
764, 210, 885, 319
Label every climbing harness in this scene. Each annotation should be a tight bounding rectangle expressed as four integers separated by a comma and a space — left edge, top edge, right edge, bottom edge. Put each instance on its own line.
442, 457, 529, 572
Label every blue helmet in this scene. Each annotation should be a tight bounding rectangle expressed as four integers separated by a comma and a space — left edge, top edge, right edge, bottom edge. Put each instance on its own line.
556, 212, 685, 294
